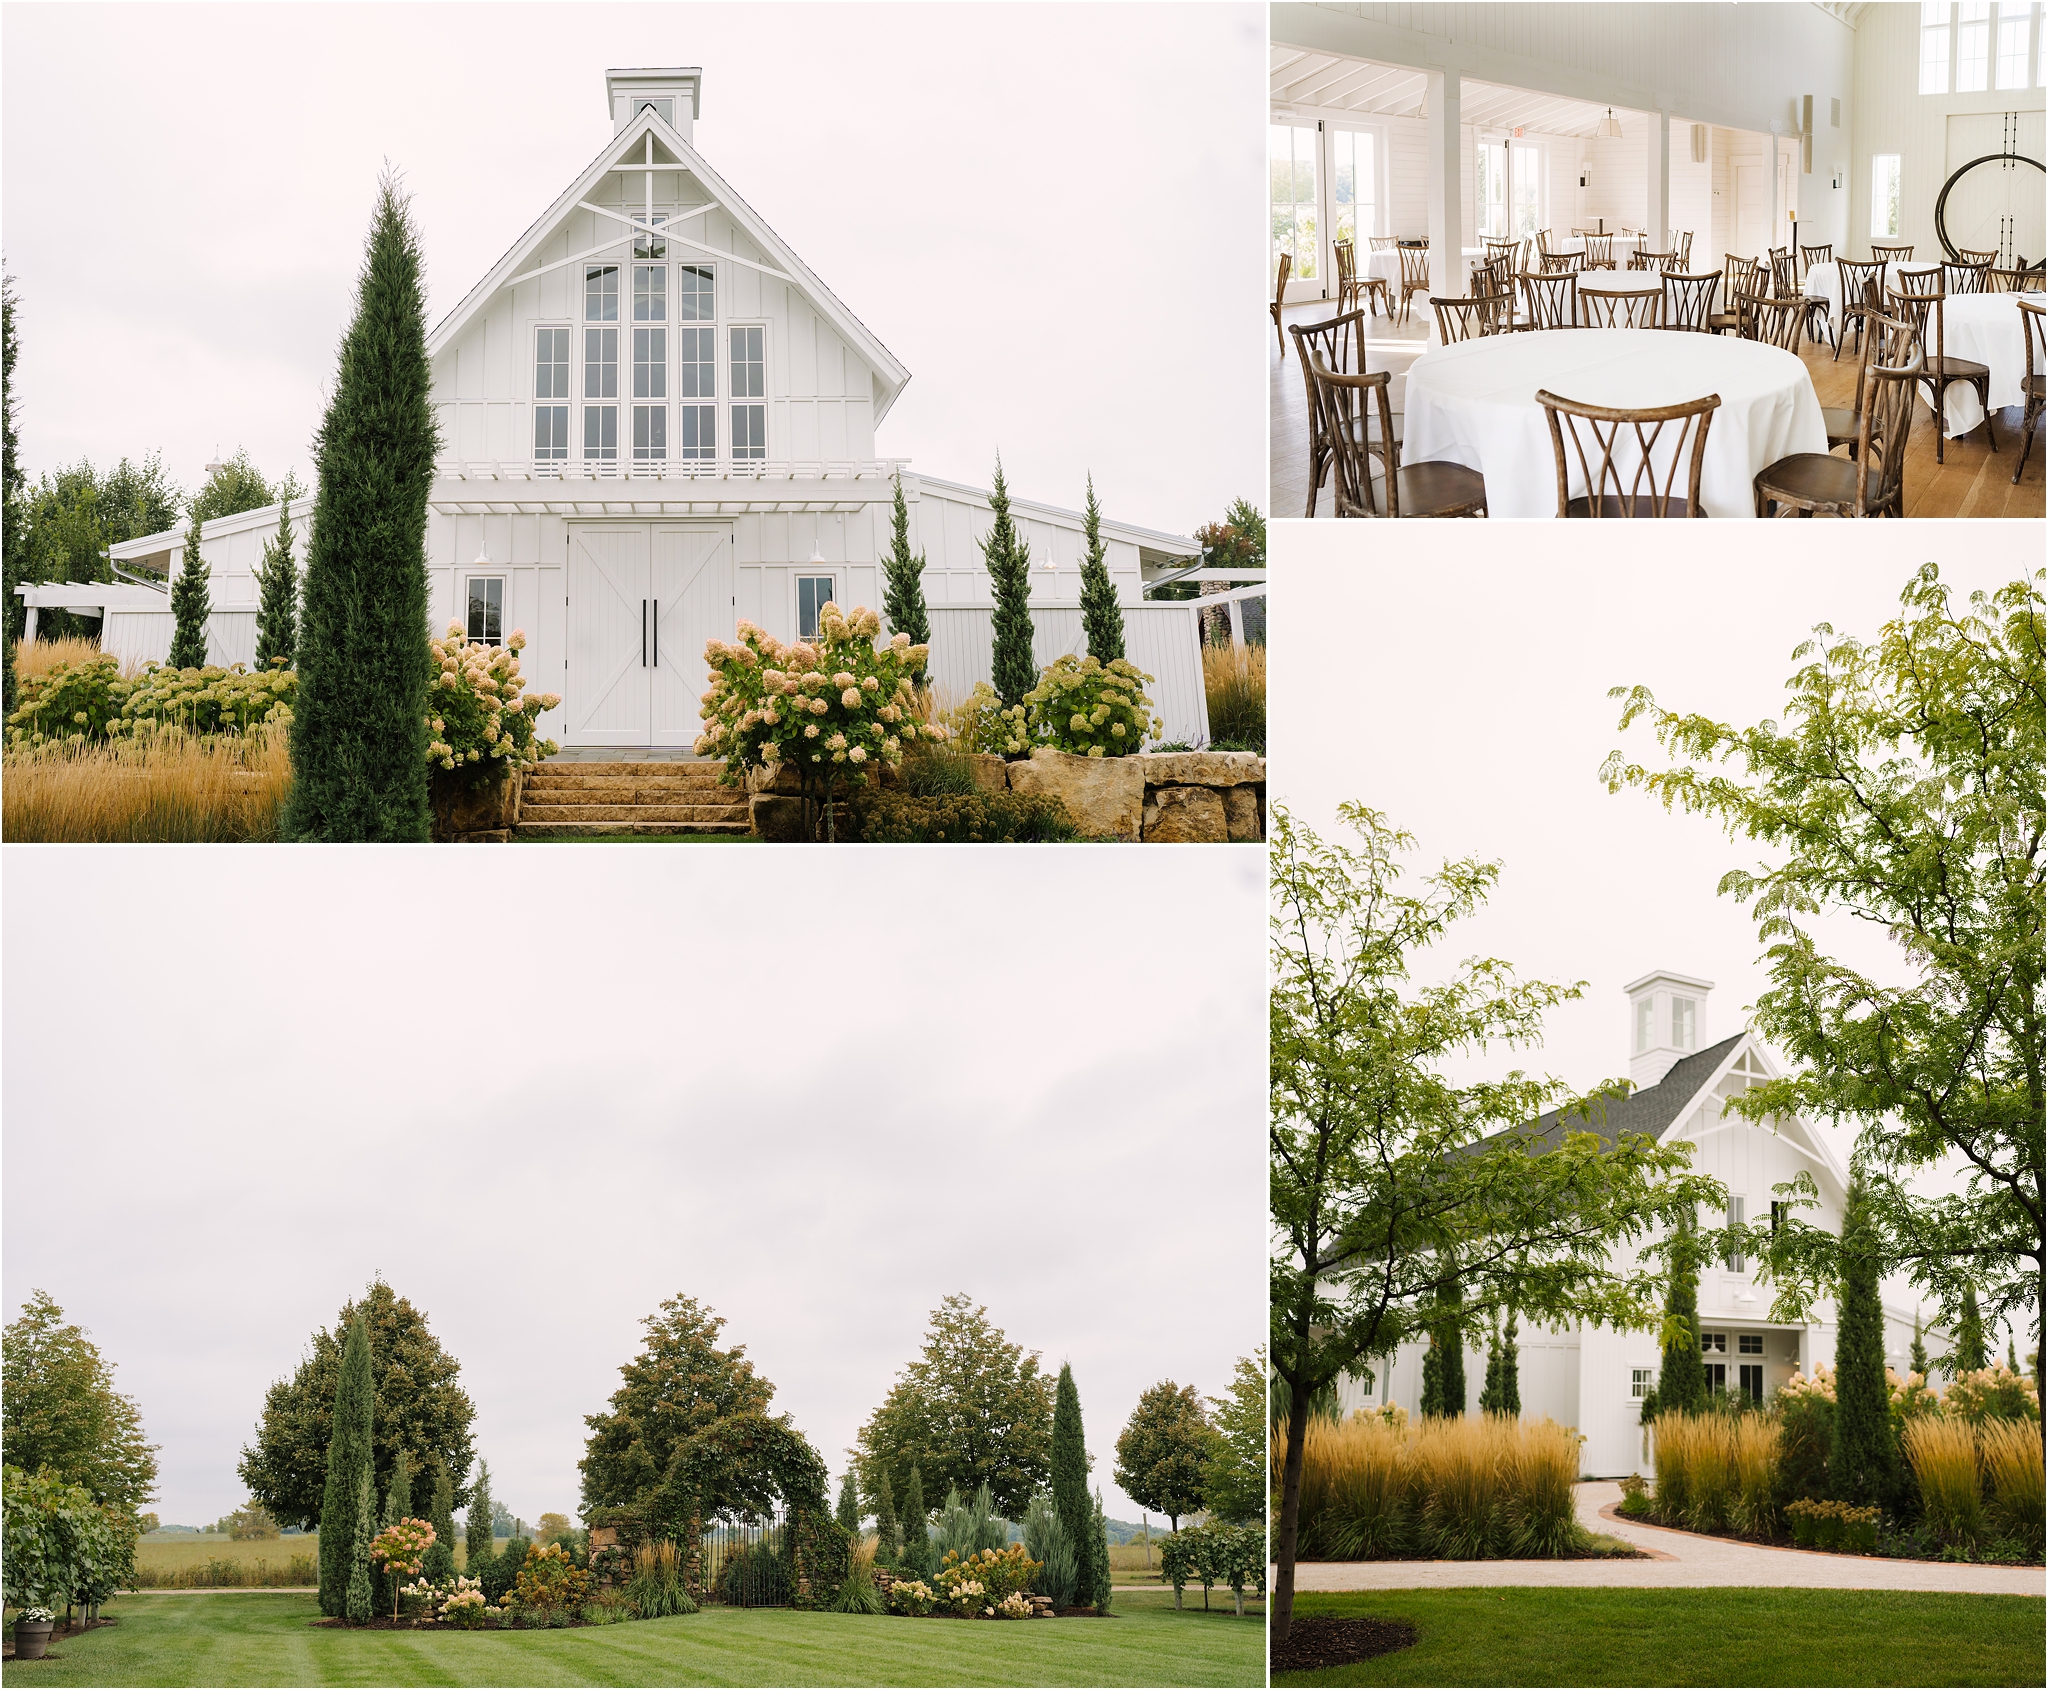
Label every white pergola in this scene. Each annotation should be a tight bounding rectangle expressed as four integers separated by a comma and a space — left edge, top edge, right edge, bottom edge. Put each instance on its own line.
14, 581, 166, 645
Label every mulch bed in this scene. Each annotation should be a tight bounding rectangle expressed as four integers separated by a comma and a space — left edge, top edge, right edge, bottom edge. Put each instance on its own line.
1272, 1616, 1419, 1674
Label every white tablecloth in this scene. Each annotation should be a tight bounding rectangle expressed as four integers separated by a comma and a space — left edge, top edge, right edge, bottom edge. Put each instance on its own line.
1402, 327, 1828, 518
1802, 261, 1938, 330
1554, 233, 1646, 259
1366, 247, 1485, 287
1578, 271, 1667, 296
1929, 291, 2045, 435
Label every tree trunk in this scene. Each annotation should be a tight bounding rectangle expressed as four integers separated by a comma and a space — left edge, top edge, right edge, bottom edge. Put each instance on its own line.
1271, 1385, 1310, 1648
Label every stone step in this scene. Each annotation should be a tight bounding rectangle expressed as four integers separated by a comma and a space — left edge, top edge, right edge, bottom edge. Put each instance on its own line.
520, 802, 749, 824
514, 819, 752, 838
524, 777, 734, 800
532, 760, 721, 778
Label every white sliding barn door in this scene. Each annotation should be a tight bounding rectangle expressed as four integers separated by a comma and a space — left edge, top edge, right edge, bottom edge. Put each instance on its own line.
650, 526, 733, 747
566, 525, 653, 746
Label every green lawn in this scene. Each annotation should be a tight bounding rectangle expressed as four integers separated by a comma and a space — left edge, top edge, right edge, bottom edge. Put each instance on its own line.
1275, 1588, 2047, 1687
4, 1589, 1260, 1687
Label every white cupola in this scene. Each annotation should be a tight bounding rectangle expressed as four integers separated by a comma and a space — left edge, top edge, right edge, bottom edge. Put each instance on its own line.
1624, 970, 1713, 1090
607, 68, 701, 143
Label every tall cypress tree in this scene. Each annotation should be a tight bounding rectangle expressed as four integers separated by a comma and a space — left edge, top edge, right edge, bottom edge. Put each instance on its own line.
1657, 1214, 1709, 1415
167, 516, 210, 669
1419, 1334, 1444, 1418
423, 1455, 455, 1579
1955, 1286, 1988, 1374
1086, 1487, 1112, 1613
465, 1460, 494, 1574
1076, 473, 1124, 664
285, 172, 438, 841
981, 457, 1035, 709
835, 1470, 861, 1536
1832, 1181, 1898, 1508
1498, 1312, 1521, 1418
344, 1465, 375, 1623
881, 472, 930, 647
1051, 1363, 1090, 1573
872, 1466, 899, 1564
897, 1464, 932, 1576
1438, 1281, 1467, 1417
1909, 1314, 1929, 1381
253, 490, 300, 670
316, 1318, 375, 1616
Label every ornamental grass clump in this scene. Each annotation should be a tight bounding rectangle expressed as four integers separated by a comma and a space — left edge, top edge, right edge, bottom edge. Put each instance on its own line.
1202, 641, 1265, 752
2, 723, 291, 842
1498, 1417, 1581, 1557
1903, 1415, 1985, 1545
1293, 1414, 1409, 1559
830, 1539, 885, 1614
1728, 1417, 1781, 1539
1980, 1419, 2045, 1555
10, 634, 108, 683
424, 623, 559, 780
1413, 1413, 1508, 1559
1022, 653, 1160, 757
624, 1540, 696, 1618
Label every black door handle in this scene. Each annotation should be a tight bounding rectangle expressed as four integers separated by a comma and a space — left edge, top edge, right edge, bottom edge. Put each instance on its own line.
651, 598, 658, 667
641, 599, 647, 667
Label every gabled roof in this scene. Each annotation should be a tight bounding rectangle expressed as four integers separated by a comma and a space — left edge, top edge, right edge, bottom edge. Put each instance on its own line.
426, 104, 911, 420
1519, 1034, 1747, 1154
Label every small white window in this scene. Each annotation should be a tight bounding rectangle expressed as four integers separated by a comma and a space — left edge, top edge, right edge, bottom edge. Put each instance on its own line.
1997, 8, 2031, 85
1957, 0, 1991, 90
1671, 996, 1696, 1051
1871, 155, 1902, 239
1738, 1334, 1764, 1356
1725, 1196, 1746, 1271
466, 577, 505, 646
1700, 1331, 1727, 1355
633, 213, 667, 260
1634, 997, 1654, 1055
1630, 1368, 1653, 1399
796, 575, 835, 639
636, 96, 675, 127
585, 265, 619, 323
1921, 1, 1953, 93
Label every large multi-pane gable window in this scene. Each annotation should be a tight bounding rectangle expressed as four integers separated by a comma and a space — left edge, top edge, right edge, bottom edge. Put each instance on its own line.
731, 326, 765, 460
584, 265, 620, 461
533, 328, 570, 460
632, 263, 667, 462
1921, 2, 2044, 91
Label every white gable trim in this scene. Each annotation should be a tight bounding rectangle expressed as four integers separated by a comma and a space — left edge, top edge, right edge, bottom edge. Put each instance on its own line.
427, 106, 909, 418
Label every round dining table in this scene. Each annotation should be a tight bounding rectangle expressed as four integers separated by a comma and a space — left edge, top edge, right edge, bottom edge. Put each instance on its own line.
1923, 290, 2046, 436
1802, 260, 1937, 332
1366, 246, 1486, 289
1401, 327, 1828, 518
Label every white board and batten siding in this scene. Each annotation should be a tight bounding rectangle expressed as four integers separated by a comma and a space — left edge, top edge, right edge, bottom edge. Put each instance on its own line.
104, 497, 312, 670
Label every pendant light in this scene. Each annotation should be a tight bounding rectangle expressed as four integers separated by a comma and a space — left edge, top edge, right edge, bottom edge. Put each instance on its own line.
1598, 106, 1623, 139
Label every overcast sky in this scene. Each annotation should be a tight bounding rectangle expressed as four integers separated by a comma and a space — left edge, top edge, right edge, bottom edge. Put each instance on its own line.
2, 847, 1264, 1530
1272, 523, 2038, 1341
0, 2, 1264, 541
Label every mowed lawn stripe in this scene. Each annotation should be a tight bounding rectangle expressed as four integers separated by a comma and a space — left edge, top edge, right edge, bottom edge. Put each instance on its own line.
1275, 1587, 2046, 1688
4, 1591, 1263, 1688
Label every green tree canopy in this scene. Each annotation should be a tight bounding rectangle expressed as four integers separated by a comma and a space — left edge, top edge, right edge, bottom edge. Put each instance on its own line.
1, 1291, 159, 1517
1603, 565, 2044, 1407
1268, 802, 1724, 1645
1112, 1381, 1210, 1532
1200, 1352, 1266, 1527
187, 448, 280, 526
5, 452, 184, 643
853, 1294, 1055, 1523
239, 1279, 475, 1534
580, 1294, 828, 1534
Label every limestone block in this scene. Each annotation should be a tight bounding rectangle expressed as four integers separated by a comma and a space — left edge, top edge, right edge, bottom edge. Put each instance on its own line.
745, 763, 803, 795
1006, 748, 1144, 841
1223, 786, 1264, 842
750, 794, 808, 841
1144, 785, 1228, 843
1133, 750, 1266, 788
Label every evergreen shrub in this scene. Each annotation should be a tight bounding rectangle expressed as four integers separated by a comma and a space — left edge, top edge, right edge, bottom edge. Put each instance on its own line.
849, 788, 1076, 843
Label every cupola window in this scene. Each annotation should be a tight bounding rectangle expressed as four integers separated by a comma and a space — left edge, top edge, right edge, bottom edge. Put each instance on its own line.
1671, 995, 1696, 1051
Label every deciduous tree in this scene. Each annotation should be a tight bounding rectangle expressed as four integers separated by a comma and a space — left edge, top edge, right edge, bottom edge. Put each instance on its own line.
1268, 802, 1723, 1646
853, 1294, 1054, 1522
285, 172, 438, 840
1112, 1382, 1209, 1533
1200, 1352, 1266, 1526
1077, 473, 1124, 664
241, 1280, 474, 1538
981, 458, 1035, 709
1604, 565, 2044, 1421
1, 1291, 159, 1518
187, 448, 276, 526
167, 517, 209, 669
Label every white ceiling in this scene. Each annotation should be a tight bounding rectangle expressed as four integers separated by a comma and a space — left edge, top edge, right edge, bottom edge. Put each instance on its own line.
1270, 48, 1639, 138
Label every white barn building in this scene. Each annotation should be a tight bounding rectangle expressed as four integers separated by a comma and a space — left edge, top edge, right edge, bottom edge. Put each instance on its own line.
1338, 970, 1946, 1478
60, 69, 1231, 747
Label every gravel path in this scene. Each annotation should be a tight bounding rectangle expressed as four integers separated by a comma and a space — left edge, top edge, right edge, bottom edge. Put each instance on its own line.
1276, 1481, 2046, 1597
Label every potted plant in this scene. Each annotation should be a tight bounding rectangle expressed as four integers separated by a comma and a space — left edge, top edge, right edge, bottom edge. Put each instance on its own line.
13, 1607, 56, 1659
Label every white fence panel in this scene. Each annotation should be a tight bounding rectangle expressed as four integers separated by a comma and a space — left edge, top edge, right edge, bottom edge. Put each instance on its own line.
101, 609, 257, 669
925, 603, 1210, 747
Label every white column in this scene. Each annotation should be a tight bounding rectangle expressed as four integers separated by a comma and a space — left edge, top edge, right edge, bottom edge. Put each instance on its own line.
22, 604, 38, 645
1646, 110, 1671, 251
1426, 67, 1462, 296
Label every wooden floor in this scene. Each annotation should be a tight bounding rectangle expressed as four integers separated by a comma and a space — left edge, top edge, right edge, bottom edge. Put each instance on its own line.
1269, 299, 2046, 520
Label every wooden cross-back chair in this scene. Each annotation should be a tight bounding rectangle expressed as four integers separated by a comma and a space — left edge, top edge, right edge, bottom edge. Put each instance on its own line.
1520, 270, 1581, 330
1824, 310, 1920, 459
1669, 231, 1694, 267
1711, 257, 1763, 333
1580, 285, 1663, 329
1540, 249, 1589, 274
1956, 246, 2001, 265
1631, 249, 1678, 273
2012, 298, 2045, 487
1272, 252, 1291, 353
1940, 258, 1992, 295
1581, 233, 1615, 270
1799, 243, 1834, 281
1755, 320, 1921, 517
1287, 309, 1369, 518
1662, 272, 1722, 333
1870, 241, 1915, 264
1887, 273, 1996, 462
1769, 248, 1799, 296
1308, 352, 1489, 518
1369, 235, 1400, 252
1484, 236, 1523, 275
1396, 244, 1433, 324
1334, 238, 1391, 319
1533, 388, 1722, 517
1735, 289, 1805, 352
1432, 293, 1513, 344
1533, 228, 1554, 258
1834, 257, 1888, 363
